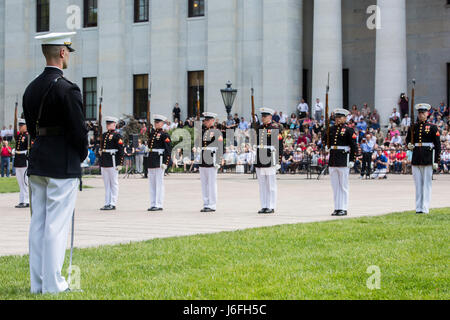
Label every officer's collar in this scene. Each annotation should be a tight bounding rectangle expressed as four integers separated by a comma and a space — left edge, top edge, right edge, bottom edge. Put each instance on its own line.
44, 66, 64, 75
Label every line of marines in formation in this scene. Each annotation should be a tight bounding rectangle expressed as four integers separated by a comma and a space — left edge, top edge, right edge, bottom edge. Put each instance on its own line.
17, 31, 442, 294
14, 105, 441, 217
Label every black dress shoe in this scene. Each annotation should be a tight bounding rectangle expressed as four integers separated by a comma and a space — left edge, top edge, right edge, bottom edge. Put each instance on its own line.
24, 204, 30, 208
258, 208, 268, 214
265, 209, 275, 214
15, 203, 26, 208
203, 208, 215, 213
336, 210, 347, 216
100, 205, 109, 211
148, 207, 157, 211
154, 208, 163, 211
416, 211, 426, 214
200, 208, 207, 212
109, 206, 116, 211
331, 210, 339, 216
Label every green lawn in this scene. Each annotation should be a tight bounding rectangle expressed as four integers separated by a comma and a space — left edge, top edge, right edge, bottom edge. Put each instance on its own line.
0, 208, 448, 300
0, 177, 19, 193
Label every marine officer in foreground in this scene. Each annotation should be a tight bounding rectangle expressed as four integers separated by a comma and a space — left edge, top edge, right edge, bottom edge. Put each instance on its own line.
23, 32, 88, 294
406, 103, 441, 214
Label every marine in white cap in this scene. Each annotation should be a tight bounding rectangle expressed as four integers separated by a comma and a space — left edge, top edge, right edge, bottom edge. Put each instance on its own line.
405, 103, 441, 214
99, 116, 124, 211
199, 112, 222, 212
252, 108, 283, 214
146, 114, 172, 212
23, 32, 88, 294
323, 108, 357, 217
13, 118, 30, 209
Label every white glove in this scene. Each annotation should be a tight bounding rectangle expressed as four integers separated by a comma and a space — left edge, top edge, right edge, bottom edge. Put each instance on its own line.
433, 163, 439, 170
276, 164, 281, 171
348, 161, 355, 169
161, 164, 168, 170
408, 143, 414, 151
12, 149, 16, 156
215, 164, 221, 170
116, 165, 123, 172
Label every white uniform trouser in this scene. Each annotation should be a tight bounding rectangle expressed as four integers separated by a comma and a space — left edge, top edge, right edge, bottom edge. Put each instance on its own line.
412, 166, 433, 214
29, 176, 79, 294
199, 167, 217, 210
101, 167, 119, 206
329, 167, 350, 211
256, 167, 277, 210
148, 168, 164, 208
15, 167, 29, 204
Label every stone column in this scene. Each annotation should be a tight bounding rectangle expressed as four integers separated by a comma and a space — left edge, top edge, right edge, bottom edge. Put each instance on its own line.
311, 0, 343, 112
374, 0, 407, 126
262, 0, 303, 113
150, 0, 180, 117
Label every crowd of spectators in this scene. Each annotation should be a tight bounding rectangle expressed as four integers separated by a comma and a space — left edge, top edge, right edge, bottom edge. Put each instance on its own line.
79, 98, 450, 176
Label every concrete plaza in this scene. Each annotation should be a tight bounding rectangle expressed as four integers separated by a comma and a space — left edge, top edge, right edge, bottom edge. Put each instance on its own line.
1, 173, 449, 256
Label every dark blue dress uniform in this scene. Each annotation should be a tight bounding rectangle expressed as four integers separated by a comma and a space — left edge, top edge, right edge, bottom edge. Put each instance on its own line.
13, 131, 30, 168
405, 103, 442, 214
406, 121, 441, 166
200, 126, 223, 168
147, 128, 172, 169
23, 67, 89, 179
99, 131, 124, 168
325, 124, 358, 167
323, 109, 357, 216
253, 122, 283, 168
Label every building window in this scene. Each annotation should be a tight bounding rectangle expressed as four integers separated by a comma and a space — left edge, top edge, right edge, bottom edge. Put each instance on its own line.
188, 71, 204, 117
188, 0, 205, 18
84, 0, 98, 28
134, 0, 149, 22
83, 78, 97, 120
134, 74, 149, 120
36, 0, 50, 33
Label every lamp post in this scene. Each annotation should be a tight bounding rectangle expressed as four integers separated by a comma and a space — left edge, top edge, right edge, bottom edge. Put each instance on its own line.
220, 81, 237, 118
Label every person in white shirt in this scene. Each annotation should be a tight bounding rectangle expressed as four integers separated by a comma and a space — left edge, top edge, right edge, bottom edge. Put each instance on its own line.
0, 126, 7, 140
314, 98, 324, 121
391, 132, 403, 145
401, 114, 411, 135
297, 99, 309, 119
279, 112, 287, 125
390, 108, 401, 125
162, 121, 170, 132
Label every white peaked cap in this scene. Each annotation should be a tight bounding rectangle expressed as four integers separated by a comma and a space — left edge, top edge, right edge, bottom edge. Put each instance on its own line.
35, 32, 77, 52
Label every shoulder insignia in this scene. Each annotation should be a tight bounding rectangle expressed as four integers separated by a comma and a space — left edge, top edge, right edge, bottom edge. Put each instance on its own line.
436, 131, 440, 137
278, 134, 283, 141
218, 136, 224, 142
165, 137, 171, 143
352, 133, 357, 139
118, 139, 123, 145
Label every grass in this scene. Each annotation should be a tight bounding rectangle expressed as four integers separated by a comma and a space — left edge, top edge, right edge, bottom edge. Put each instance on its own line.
0, 177, 19, 193
0, 208, 448, 300
0, 177, 92, 193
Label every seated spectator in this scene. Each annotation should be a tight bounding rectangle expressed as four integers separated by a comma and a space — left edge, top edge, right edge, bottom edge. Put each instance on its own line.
290, 148, 303, 173
1, 140, 12, 177
172, 148, 183, 171
400, 114, 411, 135
390, 107, 401, 125
391, 132, 403, 145
440, 148, 450, 173
280, 148, 293, 174
284, 134, 295, 150
371, 149, 388, 179
369, 109, 380, 130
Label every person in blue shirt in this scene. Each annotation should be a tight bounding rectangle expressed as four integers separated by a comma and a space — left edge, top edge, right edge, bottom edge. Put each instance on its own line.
356, 118, 368, 132
371, 149, 388, 179
360, 134, 375, 179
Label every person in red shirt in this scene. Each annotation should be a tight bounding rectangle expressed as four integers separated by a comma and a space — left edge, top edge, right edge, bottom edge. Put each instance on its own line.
388, 148, 397, 173
1, 140, 12, 177
396, 148, 407, 174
